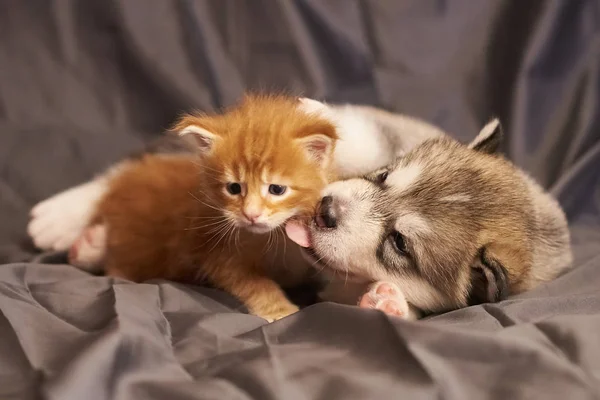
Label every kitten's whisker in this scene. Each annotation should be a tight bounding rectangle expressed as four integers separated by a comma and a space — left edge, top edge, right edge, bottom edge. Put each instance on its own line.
225, 224, 237, 252
204, 220, 232, 243
279, 227, 287, 258
235, 229, 241, 254
204, 220, 231, 235
221, 224, 236, 253
186, 219, 231, 230
185, 215, 227, 220
264, 231, 274, 255
206, 219, 229, 233
207, 221, 234, 253
191, 162, 222, 175
188, 191, 223, 212
273, 228, 279, 257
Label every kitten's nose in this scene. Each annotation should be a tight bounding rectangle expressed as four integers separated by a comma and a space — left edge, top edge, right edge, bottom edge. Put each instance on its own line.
315, 196, 338, 229
243, 210, 262, 223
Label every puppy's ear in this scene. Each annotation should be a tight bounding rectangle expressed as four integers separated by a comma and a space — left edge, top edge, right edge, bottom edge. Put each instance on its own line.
297, 97, 330, 117
467, 248, 510, 305
468, 118, 503, 154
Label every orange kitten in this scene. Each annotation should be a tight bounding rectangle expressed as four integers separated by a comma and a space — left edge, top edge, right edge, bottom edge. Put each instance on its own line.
69, 94, 338, 322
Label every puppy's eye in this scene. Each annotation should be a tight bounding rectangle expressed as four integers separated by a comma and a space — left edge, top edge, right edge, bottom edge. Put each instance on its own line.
391, 231, 408, 255
268, 184, 287, 196
226, 182, 242, 195
377, 171, 389, 184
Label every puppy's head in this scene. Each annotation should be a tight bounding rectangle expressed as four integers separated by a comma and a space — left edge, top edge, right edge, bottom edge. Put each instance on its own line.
288, 120, 534, 313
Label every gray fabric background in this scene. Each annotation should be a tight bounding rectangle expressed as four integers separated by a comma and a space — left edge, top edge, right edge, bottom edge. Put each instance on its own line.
0, 1, 599, 399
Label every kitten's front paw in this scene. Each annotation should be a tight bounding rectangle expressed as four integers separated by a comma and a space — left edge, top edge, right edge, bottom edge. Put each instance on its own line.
68, 224, 107, 273
358, 281, 409, 319
255, 303, 300, 323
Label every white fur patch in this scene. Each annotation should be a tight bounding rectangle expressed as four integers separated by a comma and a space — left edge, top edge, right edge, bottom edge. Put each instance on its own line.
395, 212, 431, 237
394, 275, 448, 311
298, 98, 330, 117
387, 164, 422, 194
28, 178, 109, 251
330, 106, 394, 179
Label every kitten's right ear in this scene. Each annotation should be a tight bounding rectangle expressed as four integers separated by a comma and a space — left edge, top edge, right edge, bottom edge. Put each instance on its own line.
176, 124, 218, 154
296, 134, 335, 168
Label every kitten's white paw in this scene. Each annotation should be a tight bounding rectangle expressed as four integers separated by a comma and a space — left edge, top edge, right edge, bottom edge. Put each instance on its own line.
358, 281, 410, 319
28, 179, 108, 251
68, 224, 107, 272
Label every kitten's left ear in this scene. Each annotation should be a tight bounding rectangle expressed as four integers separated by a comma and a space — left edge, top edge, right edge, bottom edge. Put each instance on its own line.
176, 124, 219, 154
468, 118, 503, 154
296, 134, 335, 167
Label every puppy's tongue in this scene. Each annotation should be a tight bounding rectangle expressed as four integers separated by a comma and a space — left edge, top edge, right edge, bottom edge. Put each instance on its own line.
285, 220, 311, 248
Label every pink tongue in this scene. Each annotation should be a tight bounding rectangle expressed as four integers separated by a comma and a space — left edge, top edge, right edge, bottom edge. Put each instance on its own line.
285, 220, 311, 248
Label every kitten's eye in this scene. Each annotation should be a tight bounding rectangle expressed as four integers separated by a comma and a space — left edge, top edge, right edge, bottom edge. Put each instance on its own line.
377, 171, 389, 184
268, 184, 287, 196
226, 182, 242, 195
390, 231, 408, 255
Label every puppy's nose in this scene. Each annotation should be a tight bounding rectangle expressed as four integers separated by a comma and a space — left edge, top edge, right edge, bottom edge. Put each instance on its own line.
315, 195, 338, 228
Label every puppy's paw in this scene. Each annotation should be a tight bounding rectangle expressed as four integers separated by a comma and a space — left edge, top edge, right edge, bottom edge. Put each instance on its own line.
254, 303, 300, 323
68, 224, 107, 272
28, 180, 107, 251
358, 281, 409, 318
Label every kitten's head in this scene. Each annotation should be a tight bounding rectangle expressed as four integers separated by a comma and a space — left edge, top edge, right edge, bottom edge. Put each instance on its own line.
173, 94, 338, 233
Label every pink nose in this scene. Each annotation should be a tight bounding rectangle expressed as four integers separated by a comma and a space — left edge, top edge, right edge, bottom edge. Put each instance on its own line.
243, 211, 262, 223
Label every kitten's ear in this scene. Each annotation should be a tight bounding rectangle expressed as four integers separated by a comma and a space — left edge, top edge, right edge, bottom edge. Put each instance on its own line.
296, 134, 335, 167
176, 124, 218, 154
467, 248, 510, 305
468, 118, 503, 154
298, 97, 330, 117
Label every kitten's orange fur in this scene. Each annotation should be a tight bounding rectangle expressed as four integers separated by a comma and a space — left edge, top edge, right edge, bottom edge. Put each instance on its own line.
85, 94, 338, 321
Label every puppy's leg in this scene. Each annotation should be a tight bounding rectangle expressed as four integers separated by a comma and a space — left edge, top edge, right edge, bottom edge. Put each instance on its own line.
68, 224, 107, 273
358, 281, 419, 320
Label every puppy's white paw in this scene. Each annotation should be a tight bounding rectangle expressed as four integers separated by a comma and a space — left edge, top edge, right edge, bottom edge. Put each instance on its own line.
358, 281, 410, 318
68, 224, 107, 272
28, 179, 108, 251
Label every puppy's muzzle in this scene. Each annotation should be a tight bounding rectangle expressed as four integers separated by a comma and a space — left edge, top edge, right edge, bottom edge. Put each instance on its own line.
315, 195, 340, 229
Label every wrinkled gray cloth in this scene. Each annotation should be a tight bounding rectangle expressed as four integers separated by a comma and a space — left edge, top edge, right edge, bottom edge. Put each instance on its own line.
0, 1, 599, 399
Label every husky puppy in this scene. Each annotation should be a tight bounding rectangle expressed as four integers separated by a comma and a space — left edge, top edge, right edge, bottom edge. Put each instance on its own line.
286, 119, 573, 319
